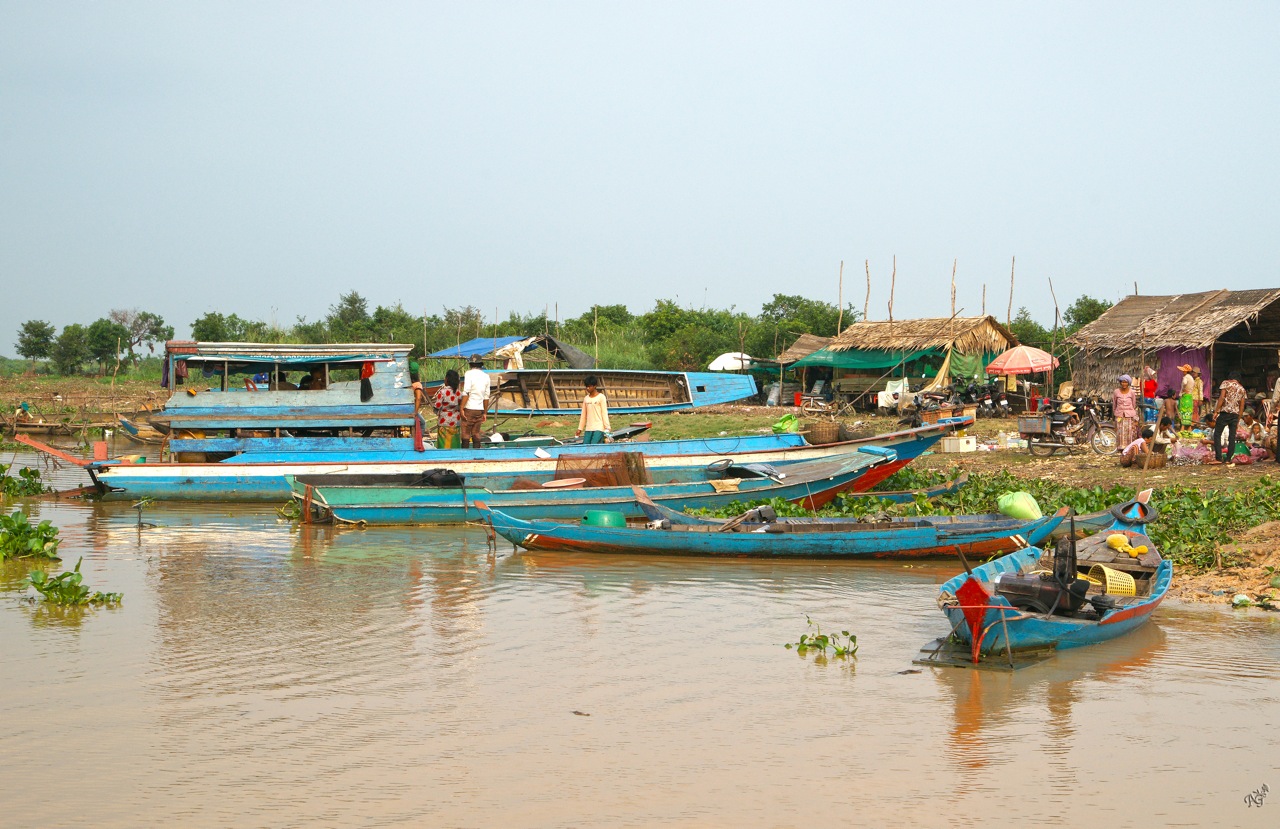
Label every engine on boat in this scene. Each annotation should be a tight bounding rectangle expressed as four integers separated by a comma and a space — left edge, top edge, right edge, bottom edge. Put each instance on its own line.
995, 536, 1091, 615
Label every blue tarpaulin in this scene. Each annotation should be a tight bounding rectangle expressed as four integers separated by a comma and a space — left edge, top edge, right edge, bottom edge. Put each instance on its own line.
428, 337, 528, 359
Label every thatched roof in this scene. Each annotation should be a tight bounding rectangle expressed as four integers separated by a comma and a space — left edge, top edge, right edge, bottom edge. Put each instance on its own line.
777, 333, 833, 364
1069, 289, 1280, 351
826, 316, 1017, 354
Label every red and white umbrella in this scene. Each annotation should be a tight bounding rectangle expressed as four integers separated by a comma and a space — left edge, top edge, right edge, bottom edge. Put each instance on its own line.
985, 345, 1059, 376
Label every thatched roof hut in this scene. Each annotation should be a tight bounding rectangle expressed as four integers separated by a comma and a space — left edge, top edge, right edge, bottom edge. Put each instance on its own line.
792, 315, 1018, 387
1068, 289, 1280, 397
825, 316, 1017, 355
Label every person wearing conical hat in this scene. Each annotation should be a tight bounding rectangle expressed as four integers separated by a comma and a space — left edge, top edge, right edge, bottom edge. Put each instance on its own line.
1177, 364, 1196, 427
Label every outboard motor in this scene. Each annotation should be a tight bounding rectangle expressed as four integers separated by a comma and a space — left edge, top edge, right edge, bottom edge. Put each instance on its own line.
995, 518, 1090, 615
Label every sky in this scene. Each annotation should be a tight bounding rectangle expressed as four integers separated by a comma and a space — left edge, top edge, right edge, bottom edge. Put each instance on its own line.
2, 2, 1279, 350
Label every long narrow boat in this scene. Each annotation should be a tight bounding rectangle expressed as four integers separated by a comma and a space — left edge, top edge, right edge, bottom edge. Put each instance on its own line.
20, 417, 966, 501
931, 494, 1171, 664
483, 499, 1068, 559
482, 369, 757, 415
116, 416, 165, 446
292, 450, 892, 525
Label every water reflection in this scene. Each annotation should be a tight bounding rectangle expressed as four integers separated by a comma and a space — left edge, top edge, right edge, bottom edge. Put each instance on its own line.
934, 622, 1167, 793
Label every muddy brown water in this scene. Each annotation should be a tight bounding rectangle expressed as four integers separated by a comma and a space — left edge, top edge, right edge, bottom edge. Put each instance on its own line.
2, 450, 1279, 828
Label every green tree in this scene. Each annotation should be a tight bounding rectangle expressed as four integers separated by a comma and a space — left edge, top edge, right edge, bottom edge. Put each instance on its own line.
15, 320, 56, 367
640, 300, 749, 370
748, 294, 858, 359
1008, 307, 1051, 348
109, 309, 174, 357
86, 318, 130, 374
191, 312, 254, 342
51, 324, 90, 375
1063, 295, 1113, 332
325, 291, 372, 340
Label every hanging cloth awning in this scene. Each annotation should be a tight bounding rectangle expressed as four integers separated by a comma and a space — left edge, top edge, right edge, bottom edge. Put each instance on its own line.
790, 347, 939, 369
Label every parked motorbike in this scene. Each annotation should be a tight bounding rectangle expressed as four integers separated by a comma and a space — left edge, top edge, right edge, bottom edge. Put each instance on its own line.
1020, 398, 1118, 456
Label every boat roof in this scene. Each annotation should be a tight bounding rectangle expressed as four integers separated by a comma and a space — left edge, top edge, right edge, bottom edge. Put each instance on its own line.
164, 341, 414, 364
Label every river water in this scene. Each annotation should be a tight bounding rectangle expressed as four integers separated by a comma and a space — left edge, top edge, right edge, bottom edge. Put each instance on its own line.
1, 450, 1278, 828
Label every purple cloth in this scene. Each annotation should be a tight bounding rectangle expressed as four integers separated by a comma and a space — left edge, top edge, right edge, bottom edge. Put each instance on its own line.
1155, 347, 1210, 399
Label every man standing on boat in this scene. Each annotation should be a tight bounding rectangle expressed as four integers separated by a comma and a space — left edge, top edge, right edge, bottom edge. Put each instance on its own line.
459, 355, 491, 449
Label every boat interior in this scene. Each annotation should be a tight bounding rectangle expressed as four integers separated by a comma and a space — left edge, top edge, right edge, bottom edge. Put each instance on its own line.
491, 371, 692, 411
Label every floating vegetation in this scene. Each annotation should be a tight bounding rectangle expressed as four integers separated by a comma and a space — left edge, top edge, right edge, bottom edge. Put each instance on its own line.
29, 558, 121, 606
704, 469, 1280, 571
0, 509, 61, 561
0, 463, 46, 497
785, 616, 858, 657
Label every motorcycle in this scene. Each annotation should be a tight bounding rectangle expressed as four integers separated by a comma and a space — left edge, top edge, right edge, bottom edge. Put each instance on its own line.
1021, 398, 1118, 456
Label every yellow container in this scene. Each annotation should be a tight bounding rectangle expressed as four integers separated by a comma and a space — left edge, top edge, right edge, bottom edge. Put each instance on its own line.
1088, 564, 1136, 596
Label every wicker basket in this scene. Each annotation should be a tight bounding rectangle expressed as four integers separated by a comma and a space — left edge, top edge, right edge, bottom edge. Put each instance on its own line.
805, 421, 841, 444
1088, 564, 1136, 596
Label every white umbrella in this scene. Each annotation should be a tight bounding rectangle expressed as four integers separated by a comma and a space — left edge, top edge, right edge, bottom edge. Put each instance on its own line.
709, 352, 753, 371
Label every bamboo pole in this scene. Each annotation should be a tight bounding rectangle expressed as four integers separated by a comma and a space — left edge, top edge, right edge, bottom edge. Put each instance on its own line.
863, 260, 871, 321
950, 259, 957, 317
982, 284, 986, 316
1007, 256, 1015, 326
888, 255, 896, 322
836, 260, 844, 334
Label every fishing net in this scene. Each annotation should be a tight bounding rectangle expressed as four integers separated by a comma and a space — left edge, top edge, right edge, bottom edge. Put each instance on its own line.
553, 452, 650, 487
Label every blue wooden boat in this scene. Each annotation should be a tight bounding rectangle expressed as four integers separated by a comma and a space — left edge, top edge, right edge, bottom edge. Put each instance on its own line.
932, 493, 1170, 664
482, 499, 1068, 559
427, 336, 757, 414
19, 417, 966, 502
291, 450, 893, 526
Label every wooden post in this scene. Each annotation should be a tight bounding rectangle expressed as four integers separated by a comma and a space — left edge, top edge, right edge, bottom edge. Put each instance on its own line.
836, 260, 844, 333
593, 305, 599, 363
1007, 256, 1016, 326
863, 259, 871, 322
888, 255, 896, 322
950, 259, 957, 316
982, 284, 986, 316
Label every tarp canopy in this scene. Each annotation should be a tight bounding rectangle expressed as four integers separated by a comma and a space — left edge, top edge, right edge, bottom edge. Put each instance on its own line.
428, 335, 596, 369
791, 347, 939, 369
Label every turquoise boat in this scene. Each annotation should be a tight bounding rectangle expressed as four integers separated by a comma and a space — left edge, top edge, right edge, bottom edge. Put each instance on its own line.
291, 450, 894, 525
931, 494, 1171, 665
482, 499, 1068, 559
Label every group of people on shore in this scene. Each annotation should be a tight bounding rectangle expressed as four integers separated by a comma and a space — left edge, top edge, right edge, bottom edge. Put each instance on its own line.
410, 357, 611, 449
1114, 365, 1277, 468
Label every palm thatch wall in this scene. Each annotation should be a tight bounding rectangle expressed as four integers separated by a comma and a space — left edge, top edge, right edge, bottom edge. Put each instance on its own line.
826, 315, 1018, 354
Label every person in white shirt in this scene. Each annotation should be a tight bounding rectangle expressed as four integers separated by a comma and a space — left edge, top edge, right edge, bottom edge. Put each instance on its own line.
576, 376, 611, 445
459, 356, 492, 449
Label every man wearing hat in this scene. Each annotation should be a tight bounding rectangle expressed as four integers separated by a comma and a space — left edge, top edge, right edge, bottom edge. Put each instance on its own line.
459, 355, 492, 449
1177, 364, 1196, 427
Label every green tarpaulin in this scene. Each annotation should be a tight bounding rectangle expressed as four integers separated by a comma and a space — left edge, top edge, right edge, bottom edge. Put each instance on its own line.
790, 348, 939, 369
948, 351, 1000, 380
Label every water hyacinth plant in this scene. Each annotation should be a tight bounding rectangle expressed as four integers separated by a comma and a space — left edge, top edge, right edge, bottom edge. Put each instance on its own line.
0, 509, 61, 561
0, 463, 45, 497
785, 616, 858, 657
28, 558, 121, 606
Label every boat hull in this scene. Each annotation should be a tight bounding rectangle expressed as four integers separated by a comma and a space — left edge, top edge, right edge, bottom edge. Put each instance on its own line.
301, 453, 888, 526
82, 419, 965, 501
485, 505, 1066, 559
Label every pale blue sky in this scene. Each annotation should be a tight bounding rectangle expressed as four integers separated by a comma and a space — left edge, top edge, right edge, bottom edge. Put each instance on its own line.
2, 2, 1277, 349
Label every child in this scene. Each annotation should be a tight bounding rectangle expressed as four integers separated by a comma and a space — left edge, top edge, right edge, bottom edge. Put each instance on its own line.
576, 375, 611, 445
1120, 426, 1155, 468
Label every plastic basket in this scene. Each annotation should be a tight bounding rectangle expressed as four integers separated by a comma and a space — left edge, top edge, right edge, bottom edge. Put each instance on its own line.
1088, 564, 1136, 596
1017, 414, 1051, 435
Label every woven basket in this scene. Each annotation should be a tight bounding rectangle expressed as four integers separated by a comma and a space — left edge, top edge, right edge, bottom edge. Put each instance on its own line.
805, 421, 841, 445
1088, 564, 1136, 596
